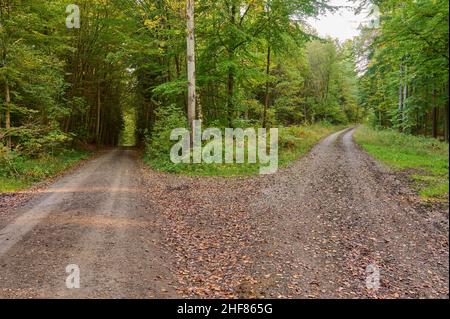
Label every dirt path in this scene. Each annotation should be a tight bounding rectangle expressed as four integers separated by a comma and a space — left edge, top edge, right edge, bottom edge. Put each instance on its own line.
0, 129, 448, 299
140, 128, 448, 298
0, 149, 177, 298
249, 128, 448, 298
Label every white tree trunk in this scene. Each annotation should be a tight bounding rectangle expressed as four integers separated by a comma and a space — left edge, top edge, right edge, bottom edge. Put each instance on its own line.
5, 83, 11, 150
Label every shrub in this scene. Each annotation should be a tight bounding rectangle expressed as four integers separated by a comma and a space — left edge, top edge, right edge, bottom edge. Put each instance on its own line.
145, 104, 187, 168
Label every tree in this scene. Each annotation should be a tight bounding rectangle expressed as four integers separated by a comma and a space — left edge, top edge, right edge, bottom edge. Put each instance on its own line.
356, 0, 449, 140
186, 0, 196, 133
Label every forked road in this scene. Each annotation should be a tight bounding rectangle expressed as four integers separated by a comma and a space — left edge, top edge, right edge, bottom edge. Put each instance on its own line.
0, 129, 448, 298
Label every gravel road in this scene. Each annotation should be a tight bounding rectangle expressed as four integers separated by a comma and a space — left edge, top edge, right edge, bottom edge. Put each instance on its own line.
0, 150, 177, 298
0, 129, 448, 298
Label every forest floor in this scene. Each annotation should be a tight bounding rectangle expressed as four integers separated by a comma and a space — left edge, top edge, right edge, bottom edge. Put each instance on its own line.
0, 129, 448, 298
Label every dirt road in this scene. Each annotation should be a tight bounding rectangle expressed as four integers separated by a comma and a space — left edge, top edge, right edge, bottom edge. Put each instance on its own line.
0, 150, 177, 298
0, 129, 448, 298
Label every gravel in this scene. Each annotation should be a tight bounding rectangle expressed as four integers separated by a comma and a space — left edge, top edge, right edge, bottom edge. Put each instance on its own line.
0, 128, 448, 299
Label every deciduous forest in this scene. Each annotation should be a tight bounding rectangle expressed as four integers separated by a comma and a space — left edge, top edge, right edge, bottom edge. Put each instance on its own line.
0, 0, 448, 300
1, 0, 446, 155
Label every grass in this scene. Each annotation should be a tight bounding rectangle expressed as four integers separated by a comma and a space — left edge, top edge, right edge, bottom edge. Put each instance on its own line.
145, 124, 344, 177
354, 125, 449, 201
0, 149, 91, 192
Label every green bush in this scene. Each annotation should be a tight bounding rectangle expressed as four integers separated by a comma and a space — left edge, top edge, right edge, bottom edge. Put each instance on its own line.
145, 123, 343, 176
0, 149, 90, 192
145, 104, 187, 171
11, 126, 72, 158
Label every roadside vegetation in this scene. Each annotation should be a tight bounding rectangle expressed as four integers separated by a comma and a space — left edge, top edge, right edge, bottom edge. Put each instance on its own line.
0, 1, 448, 189
145, 123, 343, 176
0, 149, 90, 192
354, 125, 449, 201
1, 1, 363, 182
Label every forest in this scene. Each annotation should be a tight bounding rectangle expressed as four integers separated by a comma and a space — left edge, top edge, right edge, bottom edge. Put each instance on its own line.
0, 0, 448, 169
0, 0, 449, 301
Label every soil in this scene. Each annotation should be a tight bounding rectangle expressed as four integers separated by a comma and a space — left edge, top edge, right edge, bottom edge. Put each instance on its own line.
0, 129, 448, 298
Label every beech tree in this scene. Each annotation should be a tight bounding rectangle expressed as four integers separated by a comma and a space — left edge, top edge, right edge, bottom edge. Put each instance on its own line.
356, 0, 449, 141
1, 0, 368, 157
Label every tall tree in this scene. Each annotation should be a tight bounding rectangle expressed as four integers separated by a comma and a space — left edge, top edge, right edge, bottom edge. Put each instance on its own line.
186, 0, 196, 132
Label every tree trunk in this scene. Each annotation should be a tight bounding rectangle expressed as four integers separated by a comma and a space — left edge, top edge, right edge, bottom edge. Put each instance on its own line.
262, 45, 271, 128
445, 83, 449, 143
96, 80, 101, 146
431, 84, 437, 139
432, 106, 438, 139
398, 75, 403, 130
402, 65, 407, 130
5, 83, 11, 150
398, 65, 404, 131
197, 91, 203, 121
226, 4, 237, 128
186, 0, 196, 133
227, 59, 234, 127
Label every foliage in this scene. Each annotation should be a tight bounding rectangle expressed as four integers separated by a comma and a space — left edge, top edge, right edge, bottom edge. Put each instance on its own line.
145, 104, 188, 171
1, 0, 447, 188
1, 0, 360, 154
130, 0, 362, 171
120, 108, 137, 147
355, 0, 449, 141
354, 125, 449, 200
146, 123, 342, 176
0, 149, 89, 192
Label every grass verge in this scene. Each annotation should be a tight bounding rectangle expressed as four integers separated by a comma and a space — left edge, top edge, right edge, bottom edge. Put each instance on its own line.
354, 125, 449, 201
145, 124, 344, 177
0, 150, 91, 192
